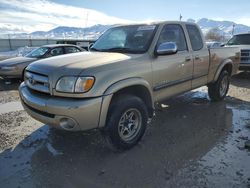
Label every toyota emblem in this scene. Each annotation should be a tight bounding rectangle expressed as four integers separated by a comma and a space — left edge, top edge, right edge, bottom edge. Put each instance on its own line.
29, 76, 36, 85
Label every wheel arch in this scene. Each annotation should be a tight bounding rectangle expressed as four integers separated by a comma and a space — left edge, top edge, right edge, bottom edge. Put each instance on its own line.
98, 78, 154, 128
213, 59, 233, 82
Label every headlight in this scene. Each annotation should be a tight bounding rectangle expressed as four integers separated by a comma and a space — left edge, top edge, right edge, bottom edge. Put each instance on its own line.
56, 76, 95, 93
1, 66, 16, 70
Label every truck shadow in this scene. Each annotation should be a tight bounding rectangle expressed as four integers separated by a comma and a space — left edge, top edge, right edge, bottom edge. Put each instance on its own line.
2, 90, 249, 187
0, 78, 20, 91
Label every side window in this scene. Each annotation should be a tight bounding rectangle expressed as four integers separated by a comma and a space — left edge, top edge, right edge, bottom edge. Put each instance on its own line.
65, 46, 81, 54
186, 25, 203, 51
50, 47, 64, 56
158, 24, 187, 51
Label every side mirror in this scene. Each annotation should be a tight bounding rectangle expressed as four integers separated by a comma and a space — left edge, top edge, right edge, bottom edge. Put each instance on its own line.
155, 42, 178, 56
220, 43, 225, 47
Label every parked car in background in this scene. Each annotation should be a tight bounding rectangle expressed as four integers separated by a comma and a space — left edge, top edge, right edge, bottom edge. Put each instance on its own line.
0, 46, 38, 62
226, 33, 250, 71
16, 46, 39, 57
0, 44, 84, 80
206, 41, 223, 48
20, 21, 240, 150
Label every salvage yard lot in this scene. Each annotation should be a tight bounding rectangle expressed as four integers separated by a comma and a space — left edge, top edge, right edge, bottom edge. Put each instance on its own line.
0, 73, 250, 188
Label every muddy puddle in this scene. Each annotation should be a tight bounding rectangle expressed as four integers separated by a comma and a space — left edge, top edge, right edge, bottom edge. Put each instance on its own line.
0, 89, 249, 187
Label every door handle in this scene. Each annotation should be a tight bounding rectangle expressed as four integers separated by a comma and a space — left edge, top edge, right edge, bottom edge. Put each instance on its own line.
195, 55, 200, 60
185, 56, 191, 62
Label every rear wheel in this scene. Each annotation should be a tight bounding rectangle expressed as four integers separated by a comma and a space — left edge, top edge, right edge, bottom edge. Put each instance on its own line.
208, 70, 230, 101
102, 95, 148, 151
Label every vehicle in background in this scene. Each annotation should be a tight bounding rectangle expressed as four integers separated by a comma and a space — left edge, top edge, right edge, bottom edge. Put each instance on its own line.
56, 39, 96, 51
226, 33, 250, 71
0, 46, 39, 62
20, 21, 240, 150
16, 46, 39, 57
206, 41, 224, 48
0, 44, 85, 80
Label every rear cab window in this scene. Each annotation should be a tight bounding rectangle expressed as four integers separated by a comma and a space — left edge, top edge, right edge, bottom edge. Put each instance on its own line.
186, 25, 204, 51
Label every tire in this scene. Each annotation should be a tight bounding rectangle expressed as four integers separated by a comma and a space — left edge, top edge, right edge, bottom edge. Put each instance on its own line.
208, 70, 230, 101
102, 95, 148, 151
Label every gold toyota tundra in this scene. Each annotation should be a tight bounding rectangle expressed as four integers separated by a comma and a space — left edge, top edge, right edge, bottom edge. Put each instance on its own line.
19, 21, 240, 150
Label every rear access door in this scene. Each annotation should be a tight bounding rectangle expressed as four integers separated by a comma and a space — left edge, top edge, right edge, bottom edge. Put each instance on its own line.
185, 24, 210, 88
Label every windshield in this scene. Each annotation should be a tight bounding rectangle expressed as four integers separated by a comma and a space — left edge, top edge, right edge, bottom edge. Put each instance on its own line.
25, 47, 49, 58
227, 34, 250, 45
91, 25, 158, 54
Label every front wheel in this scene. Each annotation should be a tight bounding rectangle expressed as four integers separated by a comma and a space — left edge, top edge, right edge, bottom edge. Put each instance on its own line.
208, 70, 230, 101
102, 95, 148, 151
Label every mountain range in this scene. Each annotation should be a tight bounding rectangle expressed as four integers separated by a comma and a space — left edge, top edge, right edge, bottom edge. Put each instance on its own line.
1, 18, 250, 40
188, 18, 250, 38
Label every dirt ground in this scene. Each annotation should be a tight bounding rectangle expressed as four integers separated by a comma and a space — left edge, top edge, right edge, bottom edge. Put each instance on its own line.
0, 73, 250, 188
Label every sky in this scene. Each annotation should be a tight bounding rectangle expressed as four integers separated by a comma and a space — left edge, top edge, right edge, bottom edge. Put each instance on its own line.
1, 0, 250, 33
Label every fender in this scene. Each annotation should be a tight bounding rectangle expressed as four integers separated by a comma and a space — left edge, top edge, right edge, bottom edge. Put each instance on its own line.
104, 77, 153, 96
98, 77, 154, 128
212, 59, 233, 82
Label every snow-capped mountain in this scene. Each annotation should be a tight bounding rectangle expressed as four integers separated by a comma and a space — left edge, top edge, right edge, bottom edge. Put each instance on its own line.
1, 18, 250, 39
188, 18, 250, 37
0, 24, 113, 39
30, 24, 113, 39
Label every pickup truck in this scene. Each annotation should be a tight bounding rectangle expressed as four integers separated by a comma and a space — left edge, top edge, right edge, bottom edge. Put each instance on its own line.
226, 33, 250, 71
19, 21, 240, 150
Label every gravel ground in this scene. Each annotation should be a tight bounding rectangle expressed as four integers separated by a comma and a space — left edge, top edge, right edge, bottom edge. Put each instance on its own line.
0, 72, 250, 188
0, 78, 20, 104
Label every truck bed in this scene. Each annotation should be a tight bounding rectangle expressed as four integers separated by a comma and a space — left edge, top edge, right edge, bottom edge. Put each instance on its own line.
208, 46, 240, 83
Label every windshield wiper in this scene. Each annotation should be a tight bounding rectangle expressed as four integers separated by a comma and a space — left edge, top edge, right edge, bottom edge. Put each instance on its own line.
103, 47, 132, 53
90, 47, 103, 52
91, 47, 141, 53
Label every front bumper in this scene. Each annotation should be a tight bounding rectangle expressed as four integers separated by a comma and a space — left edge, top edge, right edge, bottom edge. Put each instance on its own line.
19, 82, 103, 131
239, 63, 250, 71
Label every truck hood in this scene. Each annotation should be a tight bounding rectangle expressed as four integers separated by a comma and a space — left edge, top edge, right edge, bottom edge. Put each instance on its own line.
0, 56, 37, 66
26, 52, 132, 76
225, 45, 250, 50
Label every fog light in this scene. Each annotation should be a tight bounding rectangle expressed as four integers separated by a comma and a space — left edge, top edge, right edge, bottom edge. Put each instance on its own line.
59, 117, 76, 130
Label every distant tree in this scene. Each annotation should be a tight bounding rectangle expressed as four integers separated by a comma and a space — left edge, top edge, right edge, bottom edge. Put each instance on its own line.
205, 28, 224, 42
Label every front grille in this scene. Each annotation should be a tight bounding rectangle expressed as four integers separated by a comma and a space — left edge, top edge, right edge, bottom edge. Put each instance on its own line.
25, 70, 50, 94
241, 49, 250, 64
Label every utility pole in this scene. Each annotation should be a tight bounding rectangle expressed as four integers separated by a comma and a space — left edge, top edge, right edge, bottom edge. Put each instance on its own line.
232, 24, 235, 36
7, 34, 12, 51
179, 14, 182, 21
83, 12, 89, 39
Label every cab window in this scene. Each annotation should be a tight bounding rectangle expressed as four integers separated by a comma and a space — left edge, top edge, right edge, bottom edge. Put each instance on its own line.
158, 24, 187, 51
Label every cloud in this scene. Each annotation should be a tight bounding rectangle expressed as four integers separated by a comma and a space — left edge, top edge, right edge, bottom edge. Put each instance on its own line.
0, 0, 131, 33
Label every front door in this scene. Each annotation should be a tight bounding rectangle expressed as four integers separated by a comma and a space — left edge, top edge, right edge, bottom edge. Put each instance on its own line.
152, 24, 193, 102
